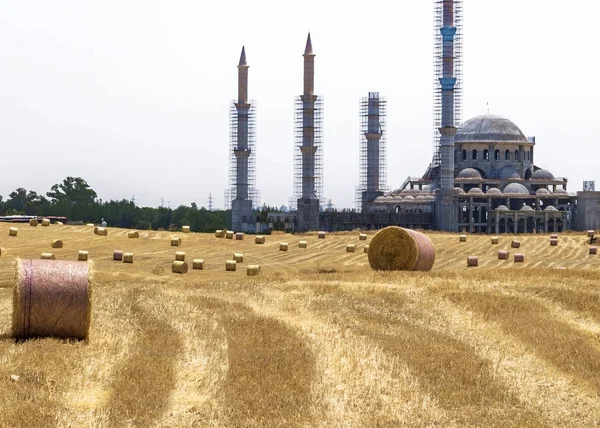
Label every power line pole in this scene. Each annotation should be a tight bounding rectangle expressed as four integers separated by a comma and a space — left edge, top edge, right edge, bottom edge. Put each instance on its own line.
208, 193, 214, 211
160, 197, 164, 208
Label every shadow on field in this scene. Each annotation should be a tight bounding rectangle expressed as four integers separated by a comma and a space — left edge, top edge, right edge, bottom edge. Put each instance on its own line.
448, 291, 600, 396
310, 286, 546, 426
193, 296, 315, 427
105, 290, 183, 428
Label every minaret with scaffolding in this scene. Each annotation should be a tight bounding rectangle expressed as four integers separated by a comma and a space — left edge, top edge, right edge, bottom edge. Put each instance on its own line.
294, 33, 323, 231
356, 92, 387, 212
227, 46, 259, 232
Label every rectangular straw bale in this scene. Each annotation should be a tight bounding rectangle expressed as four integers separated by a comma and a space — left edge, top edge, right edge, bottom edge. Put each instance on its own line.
225, 231, 234, 239
590, 247, 598, 255
255, 235, 265, 244
550, 238, 558, 247
235, 232, 244, 241
226, 260, 237, 271
78, 250, 89, 261
588, 230, 595, 238
498, 250, 509, 260
511, 240, 520, 248
9, 227, 18, 237
364, 245, 369, 253
128, 231, 140, 238
41, 218, 51, 226
346, 244, 356, 253
550, 234, 558, 240
175, 251, 185, 261
171, 236, 181, 246
491, 236, 499, 244
51, 239, 63, 249
113, 250, 124, 261
182, 225, 191, 233
247, 265, 261, 276
215, 230, 225, 238
192, 259, 205, 270
467, 256, 479, 267
359, 233, 368, 241
514, 253, 525, 263
233, 252, 244, 263
41, 253, 55, 260
459, 235, 467, 242
123, 253, 134, 263
317, 231, 326, 239
279, 242, 288, 251
299, 240, 308, 249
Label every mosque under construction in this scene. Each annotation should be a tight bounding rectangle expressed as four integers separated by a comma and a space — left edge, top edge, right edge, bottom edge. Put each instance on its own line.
227, 0, 600, 234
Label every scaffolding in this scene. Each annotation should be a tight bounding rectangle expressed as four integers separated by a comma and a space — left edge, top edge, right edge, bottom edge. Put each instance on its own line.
224, 100, 260, 210
355, 92, 388, 211
426, 0, 463, 182
291, 95, 324, 210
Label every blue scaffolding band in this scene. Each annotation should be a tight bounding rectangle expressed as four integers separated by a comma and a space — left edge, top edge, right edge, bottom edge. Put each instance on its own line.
440, 26, 457, 41
439, 77, 457, 90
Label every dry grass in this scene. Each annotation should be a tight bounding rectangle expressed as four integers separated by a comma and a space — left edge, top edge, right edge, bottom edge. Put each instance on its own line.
0, 224, 599, 426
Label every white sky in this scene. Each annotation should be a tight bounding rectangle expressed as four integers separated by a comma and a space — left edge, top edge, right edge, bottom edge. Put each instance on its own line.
1, 1, 598, 209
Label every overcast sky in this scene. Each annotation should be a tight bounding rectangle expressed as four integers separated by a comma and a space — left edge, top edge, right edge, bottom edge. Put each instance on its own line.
1, 1, 598, 209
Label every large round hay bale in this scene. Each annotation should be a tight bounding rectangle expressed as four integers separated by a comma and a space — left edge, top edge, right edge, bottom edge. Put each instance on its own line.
41, 218, 51, 227
364, 245, 369, 254
192, 259, 205, 270
41, 253, 55, 260
226, 260, 237, 271
299, 240, 308, 249
78, 250, 89, 261
279, 242, 288, 252
215, 230, 225, 238
514, 253, 525, 263
459, 235, 467, 242
172, 261, 188, 274
94, 227, 108, 236
29, 219, 38, 227
498, 250, 509, 260
511, 240, 520, 249
359, 233, 368, 241
9, 227, 18, 237
247, 265, 261, 276
588, 230, 595, 238
346, 244, 356, 253
491, 236, 499, 245
318, 231, 326, 239
235, 232, 244, 241
175, 251, 185, 261
367, 227, 435, 271
182, 225, 191, 233
233, 252, 244, 262
51, 240, 63, 249
589, 247, 597, 255
128, 231, 139, 238
255, 235, 265, 244
113, 250, 124, 261
123, 253, 134, 264
467, 256, 479, 267
171, 237, 181, 246
550, 238, 558, 247
13, 259, 92, 340
226, 231, 234, 240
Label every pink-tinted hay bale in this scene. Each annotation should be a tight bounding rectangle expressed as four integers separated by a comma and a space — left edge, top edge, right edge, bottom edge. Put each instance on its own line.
498, 250, 509, 260
172, 261, 188, 274
550, 234, 558, 240
467, 256, 479, 267
590, 247, 598, 255
514, 253, 525, 263
368, 226, 435, 271
13, 259, 92, 340
113, 250, 123, 261
235, 233, 244, 241
550, 238, 558, 247
317, 231, 326, 239
511, 240, 520, 248
588, 230, 595, 238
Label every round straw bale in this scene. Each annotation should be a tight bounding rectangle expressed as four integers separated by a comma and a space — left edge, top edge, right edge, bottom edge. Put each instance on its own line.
86, 223, 95, 227
51, 240, 63, 249
56, 222, 64, 226
41, 218, 51, 227
233, 252, 244, 263
29, 219, 38, 227
235, 232, 244, 240
590, 247, 598, 255
364, 245, 369, 253
318, 231, 326, 239
299, 240, 308, 249
182, 225, 191, 233
9, 227, 18, 237
498, 250, 509, 260
491, 236, 499, 244
511, 240, 520, 248
226, 231, 234, 239
346, 244, 356, 253
175, 251, 185, 261
172, 261, 188, 274
78, 250, 89, 261
279, 242, 288, 252
459, 235, 467, 242
215, 230, 225, 238
255, 235, 266, 244
41, 253, 55, 260
467, 256, 479, 267
171, 236, 181, 246
226, 260, 237, 271
113, 250, 124, 261
13, 259, 92, 340
587, 230, 595, 238
550, 234, 558, 240
550, 238, 558, 247
514, 253, 525, 263
94, 227, 108, 236
359, 233, 368, 241
123, 253, 134, 264
192, 259, 205, 270
368, 226, 435, 271
128, 231, 139, 238
247, 265, 261, 276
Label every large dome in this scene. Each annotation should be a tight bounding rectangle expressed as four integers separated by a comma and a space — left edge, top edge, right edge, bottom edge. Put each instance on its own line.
456, 115, 529, 144
531, 169, 555, 180
503, 182, 530, 195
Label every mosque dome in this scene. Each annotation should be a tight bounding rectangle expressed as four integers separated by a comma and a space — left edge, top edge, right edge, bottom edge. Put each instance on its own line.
467, 187, 485, 196
499, 167, 521, 180
374, 196, 387, 203
486, 187, 503, 196
535, 188, 552, 196
520, 205, 534, 212
453, 187, 466, 195
554, 188, 568, 195
531, 169, 555, 180
496, 205, 510, 211
421, 183, 439, 192
544, 205, 558, 212
457, 168, 483, 179
404, 195, 415, 200
503, 182, 530, 195
455, 115, 529, 144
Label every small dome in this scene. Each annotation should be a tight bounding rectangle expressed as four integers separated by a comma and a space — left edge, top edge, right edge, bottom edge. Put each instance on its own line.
503, 182, 530, 195
520, 205, 534, 212
400, 188, 421, 195
453, 187, 466, 195
486, 187, 503, 196
544, 205, 558, 212
390, 196, 404, 202
457, 168, 483, 179
467, 187, 485, 196
536, 188, 551, 196
496, 205, 510, 211
554, 188, 568, 195
374, 196, 387, 203
456, 115, 529, 144
500, 167, 521, 180
404, 195, 414, 200
415, 195, 427, 200
421, 183, 439, 192
531, 169, 555, 180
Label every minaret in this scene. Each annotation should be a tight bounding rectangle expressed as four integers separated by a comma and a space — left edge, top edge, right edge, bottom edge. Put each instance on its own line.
295, 33, 323, 231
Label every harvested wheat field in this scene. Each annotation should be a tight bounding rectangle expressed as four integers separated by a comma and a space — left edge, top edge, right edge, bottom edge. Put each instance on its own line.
1, 224, 600, 427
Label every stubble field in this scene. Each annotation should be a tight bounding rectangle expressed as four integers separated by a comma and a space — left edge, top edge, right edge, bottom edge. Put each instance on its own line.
0, 223, 599, 427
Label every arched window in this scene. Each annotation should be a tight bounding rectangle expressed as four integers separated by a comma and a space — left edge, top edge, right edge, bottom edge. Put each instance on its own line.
472, 149, 478, 160
483, 149, 489, 160
505, 149, 510, 160
515, 150, 519, 161
494, 149, 500, 160
462, 149, 467, 161
526, 151, 530, 161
